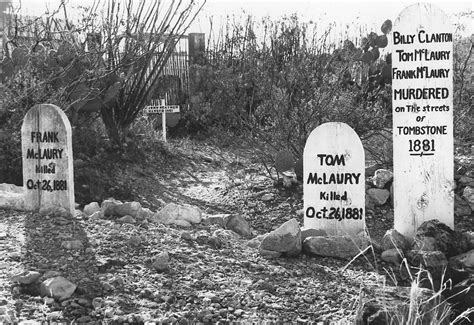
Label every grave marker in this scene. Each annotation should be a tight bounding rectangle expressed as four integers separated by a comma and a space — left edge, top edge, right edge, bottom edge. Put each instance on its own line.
144, 99, 180, 142
303, 122, 365, 237
392, 3, 454, 238
21, 104, 74, 215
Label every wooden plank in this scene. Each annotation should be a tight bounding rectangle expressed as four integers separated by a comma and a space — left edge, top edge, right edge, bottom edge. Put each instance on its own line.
304, 122, 366, 237
21, 104, 75, 215
392, 3, 454, 238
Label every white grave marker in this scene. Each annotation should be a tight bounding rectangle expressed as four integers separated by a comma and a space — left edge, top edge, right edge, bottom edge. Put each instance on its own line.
144, 99, 180, 142
21, 104, 75, 215
303, 122, 365, 237
392, 3, 454, 238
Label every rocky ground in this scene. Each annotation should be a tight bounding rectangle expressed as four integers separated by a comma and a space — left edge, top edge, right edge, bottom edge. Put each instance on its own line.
0, 137, 473, 323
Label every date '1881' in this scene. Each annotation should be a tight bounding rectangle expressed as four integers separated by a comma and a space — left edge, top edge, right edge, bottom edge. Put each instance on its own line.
26, 179, 68, 192
305, 207, 363, 221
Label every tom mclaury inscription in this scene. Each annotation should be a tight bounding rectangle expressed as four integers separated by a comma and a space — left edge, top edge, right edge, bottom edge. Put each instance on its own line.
303, 122, 365, 237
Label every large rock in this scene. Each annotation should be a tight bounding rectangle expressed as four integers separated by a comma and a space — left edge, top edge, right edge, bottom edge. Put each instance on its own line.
463, 186, 474, 209
382, 229, 411, 251
83, 202, 100, 216
303, 235, 368, 259
454, 194, 472, 217
0, 183, 25, 210
407, 250, 448, 279
226, 215, 252, 238
449, 249, 474, 271
259, 218, 301, 257
372, 169, 393, 188
412, 236, 437, 251
415, 220, 470, 258
367, 188, 390, 206
40, 276, 77, 300
105, 201, 141, 218
151, 203, 202, 225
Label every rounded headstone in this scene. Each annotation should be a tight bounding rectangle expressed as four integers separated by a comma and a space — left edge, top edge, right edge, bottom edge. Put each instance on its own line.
303, 122, 366, 237
21, 104, 74, 216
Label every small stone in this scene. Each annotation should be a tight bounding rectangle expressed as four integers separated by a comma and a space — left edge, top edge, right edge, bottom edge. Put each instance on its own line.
118, 215, 136, 224
181, 231, 193, 241
40, 276, 77, 300
92, 297, 104, 309
367, 188, 390, 206
234, 309, 244, 316
261, 193, 274, 202
259, 249, 282, 259
173, 219, 192, 227
43, 297, 55, 305
225, 215, 252, 237
372, 169, 393, 188
83, 202, 100, 216
152, 252, 170, 272
12, 271, 42, 284
381, 248, 402, 264
61, 240, 83, 250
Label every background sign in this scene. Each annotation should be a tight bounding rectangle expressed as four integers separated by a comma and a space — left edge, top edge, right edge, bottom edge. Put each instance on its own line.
392, 3, 454, 238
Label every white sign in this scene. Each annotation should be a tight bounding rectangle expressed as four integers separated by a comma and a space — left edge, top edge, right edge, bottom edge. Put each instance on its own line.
303, 122, 366, 237
392, 3, 454, 238
144, 105, 180, 114
21, 104, 75, 216
144, 100, 180, 142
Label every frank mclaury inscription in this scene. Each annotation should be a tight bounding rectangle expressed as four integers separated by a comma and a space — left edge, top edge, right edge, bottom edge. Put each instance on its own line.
303, 122, 365, 237
21, 104, 75, 215
392, 3, 454, 238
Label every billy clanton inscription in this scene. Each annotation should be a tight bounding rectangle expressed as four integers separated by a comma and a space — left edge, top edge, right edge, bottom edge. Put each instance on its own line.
391, 3, 454, 238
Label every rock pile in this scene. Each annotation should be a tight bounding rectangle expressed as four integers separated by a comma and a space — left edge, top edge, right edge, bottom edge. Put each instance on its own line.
379, 220, 474, 313
255, 218, 368, 259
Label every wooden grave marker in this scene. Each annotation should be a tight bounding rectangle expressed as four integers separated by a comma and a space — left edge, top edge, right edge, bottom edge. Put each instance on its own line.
144, 98, 180, 142
21, 104, 75, 215
303, 122, 365, 237
392, 3, 454, 238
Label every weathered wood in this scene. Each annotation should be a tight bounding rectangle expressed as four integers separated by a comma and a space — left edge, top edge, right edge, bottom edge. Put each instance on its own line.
303, 122, 366, 237
392, 3, 454, 238
21, 104, 75, 215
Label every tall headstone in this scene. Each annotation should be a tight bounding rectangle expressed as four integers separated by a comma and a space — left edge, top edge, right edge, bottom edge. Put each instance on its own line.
303, 122, 365, 237
392, 3, 454, 238
21, 104, 75, 215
